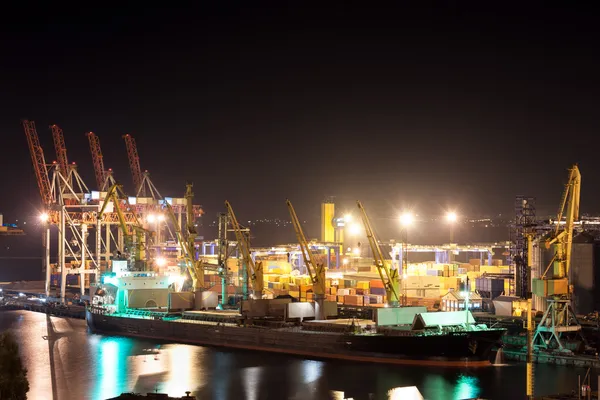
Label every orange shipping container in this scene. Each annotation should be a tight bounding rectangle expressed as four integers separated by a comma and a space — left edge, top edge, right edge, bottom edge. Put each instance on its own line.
370, 280, 384, 288
344, 295, 364, 306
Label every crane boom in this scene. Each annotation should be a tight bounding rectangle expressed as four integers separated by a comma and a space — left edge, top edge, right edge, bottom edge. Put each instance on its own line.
22, 120, 53, 206
287, 200, 326, 319
357, 201, 400, 306
50, 124, 69, 180
86, 132, 111, 191
123, 134, 145, 197
541, 165, 581, 284
532, 165, 584, 354
185, 184, 203, 289
224, 201, 263, 298
286, 200, 326, 294
164, 200, 202, 290
99, 184, 148, 270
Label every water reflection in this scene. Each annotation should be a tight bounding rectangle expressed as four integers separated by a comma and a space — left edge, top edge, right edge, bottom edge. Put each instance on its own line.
212, 351, 233, 399
0, 310, 593, 400
453, 375, 480, 400
165, 345, 198, 395
301, 360, 323, 383
242, 366, 262, 400
93, 337, 132, 400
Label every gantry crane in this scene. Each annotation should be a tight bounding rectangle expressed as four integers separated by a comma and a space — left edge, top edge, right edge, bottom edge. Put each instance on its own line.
532, 165, 583, 354
23, 120, 53, 207
357, 201, 401, 307
225, 201, 263, 299
87, 132, 115, 191
123, 133, 161, 199
98, 184, 150, 271
123, 133, 144, 197
287, 200, 327, 320
49, 124, 90, 198
50, 124, 70, 186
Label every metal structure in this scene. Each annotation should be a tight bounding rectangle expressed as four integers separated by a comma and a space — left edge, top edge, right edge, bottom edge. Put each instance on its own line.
24, 120, 153, 301
216, 212, 230, 309
50, 124, 70, 187
23, 120, 53, 207
184, 183, 203, 291
123, 133, 162, 200
532, 165, 584, 354
123, 133, 144, 197
225, 201, 263, 299
287, 200, 326, 320
24, 120, 101, 299
356, 201, 401, 307
390, 243, 496, 267
526, 298, 534, 399
24, 120, 206, 304
98, 184, 150, 271
511, 196, 537, 297
86, 132, 115, 191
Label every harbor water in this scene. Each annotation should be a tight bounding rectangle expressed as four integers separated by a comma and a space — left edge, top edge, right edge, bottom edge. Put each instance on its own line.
0, 310, 595, 400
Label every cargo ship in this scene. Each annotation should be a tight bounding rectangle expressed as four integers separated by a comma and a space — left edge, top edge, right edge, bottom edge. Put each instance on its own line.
86, 303, 506, 367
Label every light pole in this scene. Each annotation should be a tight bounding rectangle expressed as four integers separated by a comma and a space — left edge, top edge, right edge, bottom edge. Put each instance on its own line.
40, 212, 51, 297
399, 212, 414, 306
446, 211, 458, 263
446, 211, 457, 243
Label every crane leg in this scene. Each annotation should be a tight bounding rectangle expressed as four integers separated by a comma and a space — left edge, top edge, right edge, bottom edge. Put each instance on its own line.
315, 294, 326, 320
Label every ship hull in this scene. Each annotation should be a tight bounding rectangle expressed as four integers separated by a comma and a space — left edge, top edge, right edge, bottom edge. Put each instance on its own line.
86, 310, 504, 367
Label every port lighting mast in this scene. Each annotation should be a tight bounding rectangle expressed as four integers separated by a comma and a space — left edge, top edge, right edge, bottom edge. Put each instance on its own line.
225, 201, 263, 299
532, 165, 583, 353
357, 201, 401, 307
287, 200, 326, 320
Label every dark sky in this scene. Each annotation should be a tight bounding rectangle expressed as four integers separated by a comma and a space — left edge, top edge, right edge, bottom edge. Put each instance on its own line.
2, 3, 599, 226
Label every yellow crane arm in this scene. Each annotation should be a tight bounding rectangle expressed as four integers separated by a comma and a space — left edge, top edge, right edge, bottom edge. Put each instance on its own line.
98, 184, 128, 235
541, 165, 581, 283
286, 200, 326, 295
98, 183, 150, 266
357, 201, 400, 305
224, 201, 263, 294
164, 202, 199, 289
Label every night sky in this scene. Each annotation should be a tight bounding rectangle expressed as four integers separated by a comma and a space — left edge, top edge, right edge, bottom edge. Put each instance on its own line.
2, 3, 599, 229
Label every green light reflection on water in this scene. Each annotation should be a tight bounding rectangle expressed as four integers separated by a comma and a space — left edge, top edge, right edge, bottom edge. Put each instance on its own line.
453, 374, 480, 400
92, 336, 133, 400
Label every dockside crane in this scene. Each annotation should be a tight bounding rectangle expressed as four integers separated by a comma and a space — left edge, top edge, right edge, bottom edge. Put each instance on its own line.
86, 132, 115, 191
357, 201, 401, 307
49, 124, 90, 197
286, 200, 326, 320
123, 133, 144, 197
225, 201, 263, 299
23, 120, 53, 207
163, 199, 203, 292
50, 124, 70, 186
532, 165, 584, 354
123, 134, 162, 199
98, 183, 150, 271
